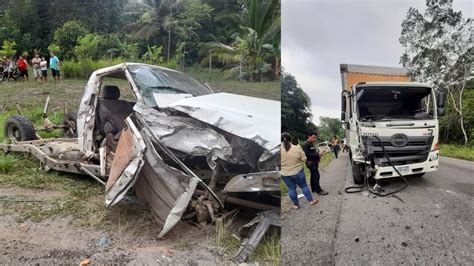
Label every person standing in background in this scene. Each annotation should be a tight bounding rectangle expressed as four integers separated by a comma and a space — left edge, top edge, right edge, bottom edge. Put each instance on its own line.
303, 132, 328, 195
49, 52, 61, 82
31, 54, 42, 82
281, 132, 319, 209
331, 135, 340, 158
40, 56, 48, 83
17, 56, 28, 81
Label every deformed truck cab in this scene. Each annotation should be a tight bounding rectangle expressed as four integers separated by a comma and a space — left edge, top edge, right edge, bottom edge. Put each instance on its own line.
340, 64, 445, 184
1, 63, 281, 237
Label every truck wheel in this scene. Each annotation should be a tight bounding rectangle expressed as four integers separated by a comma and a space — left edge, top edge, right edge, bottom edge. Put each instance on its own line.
4, 115, 37, 141
63, 111, 78, 138
352, 163, 363, 184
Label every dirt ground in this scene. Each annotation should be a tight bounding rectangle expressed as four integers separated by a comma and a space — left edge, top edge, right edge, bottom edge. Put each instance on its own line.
0, 187, 229, 265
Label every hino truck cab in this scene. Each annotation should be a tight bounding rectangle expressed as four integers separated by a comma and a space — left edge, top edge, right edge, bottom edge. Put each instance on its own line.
340, 64, 446, 184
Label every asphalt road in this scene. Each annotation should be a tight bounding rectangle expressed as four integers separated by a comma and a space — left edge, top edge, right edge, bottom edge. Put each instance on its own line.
281, 152, 474, 265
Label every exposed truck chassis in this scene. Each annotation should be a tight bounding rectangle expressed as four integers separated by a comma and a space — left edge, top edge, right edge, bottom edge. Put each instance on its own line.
0, 63, 281, 261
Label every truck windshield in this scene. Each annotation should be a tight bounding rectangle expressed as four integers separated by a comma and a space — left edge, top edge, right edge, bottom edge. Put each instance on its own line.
128, 65, 212, 108
356, 86, 434, 121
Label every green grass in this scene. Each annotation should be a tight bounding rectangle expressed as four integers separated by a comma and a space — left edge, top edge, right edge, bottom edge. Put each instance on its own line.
0, 154, 18, 173
440, 144, 474, 161
0, 153, 104, 223
280, 152, 335, 196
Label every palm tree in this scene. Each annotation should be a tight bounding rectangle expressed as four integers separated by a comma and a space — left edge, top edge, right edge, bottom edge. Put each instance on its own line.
201, 0, 280, 81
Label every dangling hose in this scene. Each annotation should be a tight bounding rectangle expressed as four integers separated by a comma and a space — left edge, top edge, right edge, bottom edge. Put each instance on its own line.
344, 136, 409, 200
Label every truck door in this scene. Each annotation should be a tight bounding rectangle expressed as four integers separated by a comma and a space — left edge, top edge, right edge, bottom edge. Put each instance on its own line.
105, 117, 146, 207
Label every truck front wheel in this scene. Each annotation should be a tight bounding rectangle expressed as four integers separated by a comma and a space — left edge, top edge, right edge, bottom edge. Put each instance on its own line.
352, 163, 364, 184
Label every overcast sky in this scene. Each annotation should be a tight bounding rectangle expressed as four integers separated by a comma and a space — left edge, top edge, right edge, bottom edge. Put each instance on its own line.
282, 0, 473, 125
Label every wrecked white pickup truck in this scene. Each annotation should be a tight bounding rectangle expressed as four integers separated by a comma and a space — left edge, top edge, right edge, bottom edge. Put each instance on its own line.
0, 63, 280, 238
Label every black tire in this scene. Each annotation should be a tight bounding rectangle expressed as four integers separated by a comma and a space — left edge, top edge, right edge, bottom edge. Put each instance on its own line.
352, 162, 364, 184
4, 115, 37, 141
63, 111, 78, 138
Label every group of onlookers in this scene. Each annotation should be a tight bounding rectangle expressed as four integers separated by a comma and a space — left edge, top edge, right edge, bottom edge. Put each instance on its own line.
1, 52, 61, 82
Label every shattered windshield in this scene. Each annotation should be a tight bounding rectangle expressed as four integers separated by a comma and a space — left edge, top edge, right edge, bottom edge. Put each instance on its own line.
356, 86, 435, 121
128, 65, 212, 107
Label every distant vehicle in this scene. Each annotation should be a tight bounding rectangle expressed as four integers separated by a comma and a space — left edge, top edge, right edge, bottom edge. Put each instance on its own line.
340, 64, 445, 184
317, 141, 331, 155
0, 63, 280, 237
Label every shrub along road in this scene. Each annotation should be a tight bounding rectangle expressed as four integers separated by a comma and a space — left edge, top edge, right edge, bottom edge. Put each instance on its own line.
281, 152, 474, 265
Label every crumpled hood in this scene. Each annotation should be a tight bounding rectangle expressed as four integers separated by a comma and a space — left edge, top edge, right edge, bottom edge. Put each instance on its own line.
165, 92, 281, 152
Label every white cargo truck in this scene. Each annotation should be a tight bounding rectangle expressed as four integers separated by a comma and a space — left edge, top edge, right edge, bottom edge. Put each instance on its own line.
340, 64, 446, 184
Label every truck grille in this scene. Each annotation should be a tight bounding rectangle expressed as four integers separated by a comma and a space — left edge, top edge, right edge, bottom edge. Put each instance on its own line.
362, 135, 434, 166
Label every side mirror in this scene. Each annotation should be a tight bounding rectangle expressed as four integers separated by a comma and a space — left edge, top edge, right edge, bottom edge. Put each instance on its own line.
341, 111, 346, 122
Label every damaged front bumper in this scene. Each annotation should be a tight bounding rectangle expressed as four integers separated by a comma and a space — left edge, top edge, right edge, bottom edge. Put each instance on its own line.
105, 109, 280, 237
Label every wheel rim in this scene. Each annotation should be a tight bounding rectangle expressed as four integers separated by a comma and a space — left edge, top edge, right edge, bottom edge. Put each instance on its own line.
7, 125, 21, 141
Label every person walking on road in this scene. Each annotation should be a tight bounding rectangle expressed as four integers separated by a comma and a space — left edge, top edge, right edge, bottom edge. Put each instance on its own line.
303, 132, 328, 195
331, 135, 340, 158
280, 132, 319, 209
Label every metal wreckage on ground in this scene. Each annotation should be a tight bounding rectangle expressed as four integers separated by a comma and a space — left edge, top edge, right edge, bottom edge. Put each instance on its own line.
0, 63, 280, 260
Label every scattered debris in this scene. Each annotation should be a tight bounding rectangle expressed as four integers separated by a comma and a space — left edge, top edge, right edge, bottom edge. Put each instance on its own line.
79, 258, 90, 266
97, 235, 109, 248
234, 210, 280, 263
157, 246, 175, 256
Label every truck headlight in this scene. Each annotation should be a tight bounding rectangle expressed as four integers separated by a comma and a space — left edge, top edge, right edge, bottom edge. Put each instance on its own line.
429, 153, 438, 161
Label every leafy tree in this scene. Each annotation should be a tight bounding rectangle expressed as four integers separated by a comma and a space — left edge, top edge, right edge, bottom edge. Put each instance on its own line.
203, 0, 280, 81
141, 45, 164, 64
0, 40, 17, 57
281, 72, 317, 141
75, 33, 124, 60
318, 117, 344, 142
400, 0, 473, 144
439, 79, 474, 144
52, 20, 88, 59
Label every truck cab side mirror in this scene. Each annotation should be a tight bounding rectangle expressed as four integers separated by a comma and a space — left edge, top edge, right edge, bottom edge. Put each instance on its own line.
437, 91, 446, 117
341, 93, 347, 122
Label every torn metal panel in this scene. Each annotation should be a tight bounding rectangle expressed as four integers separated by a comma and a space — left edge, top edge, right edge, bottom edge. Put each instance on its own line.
223, 171, 280, 193
234, 210, 281, 263
166, 92, 280, 151
134, 102, 232, 169
258, 146, 280, 172
105, 117, 146, 207
134, 131, 199, 238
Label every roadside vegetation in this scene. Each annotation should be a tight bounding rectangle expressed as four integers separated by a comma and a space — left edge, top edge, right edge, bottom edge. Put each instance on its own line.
439, 144, 474, 162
